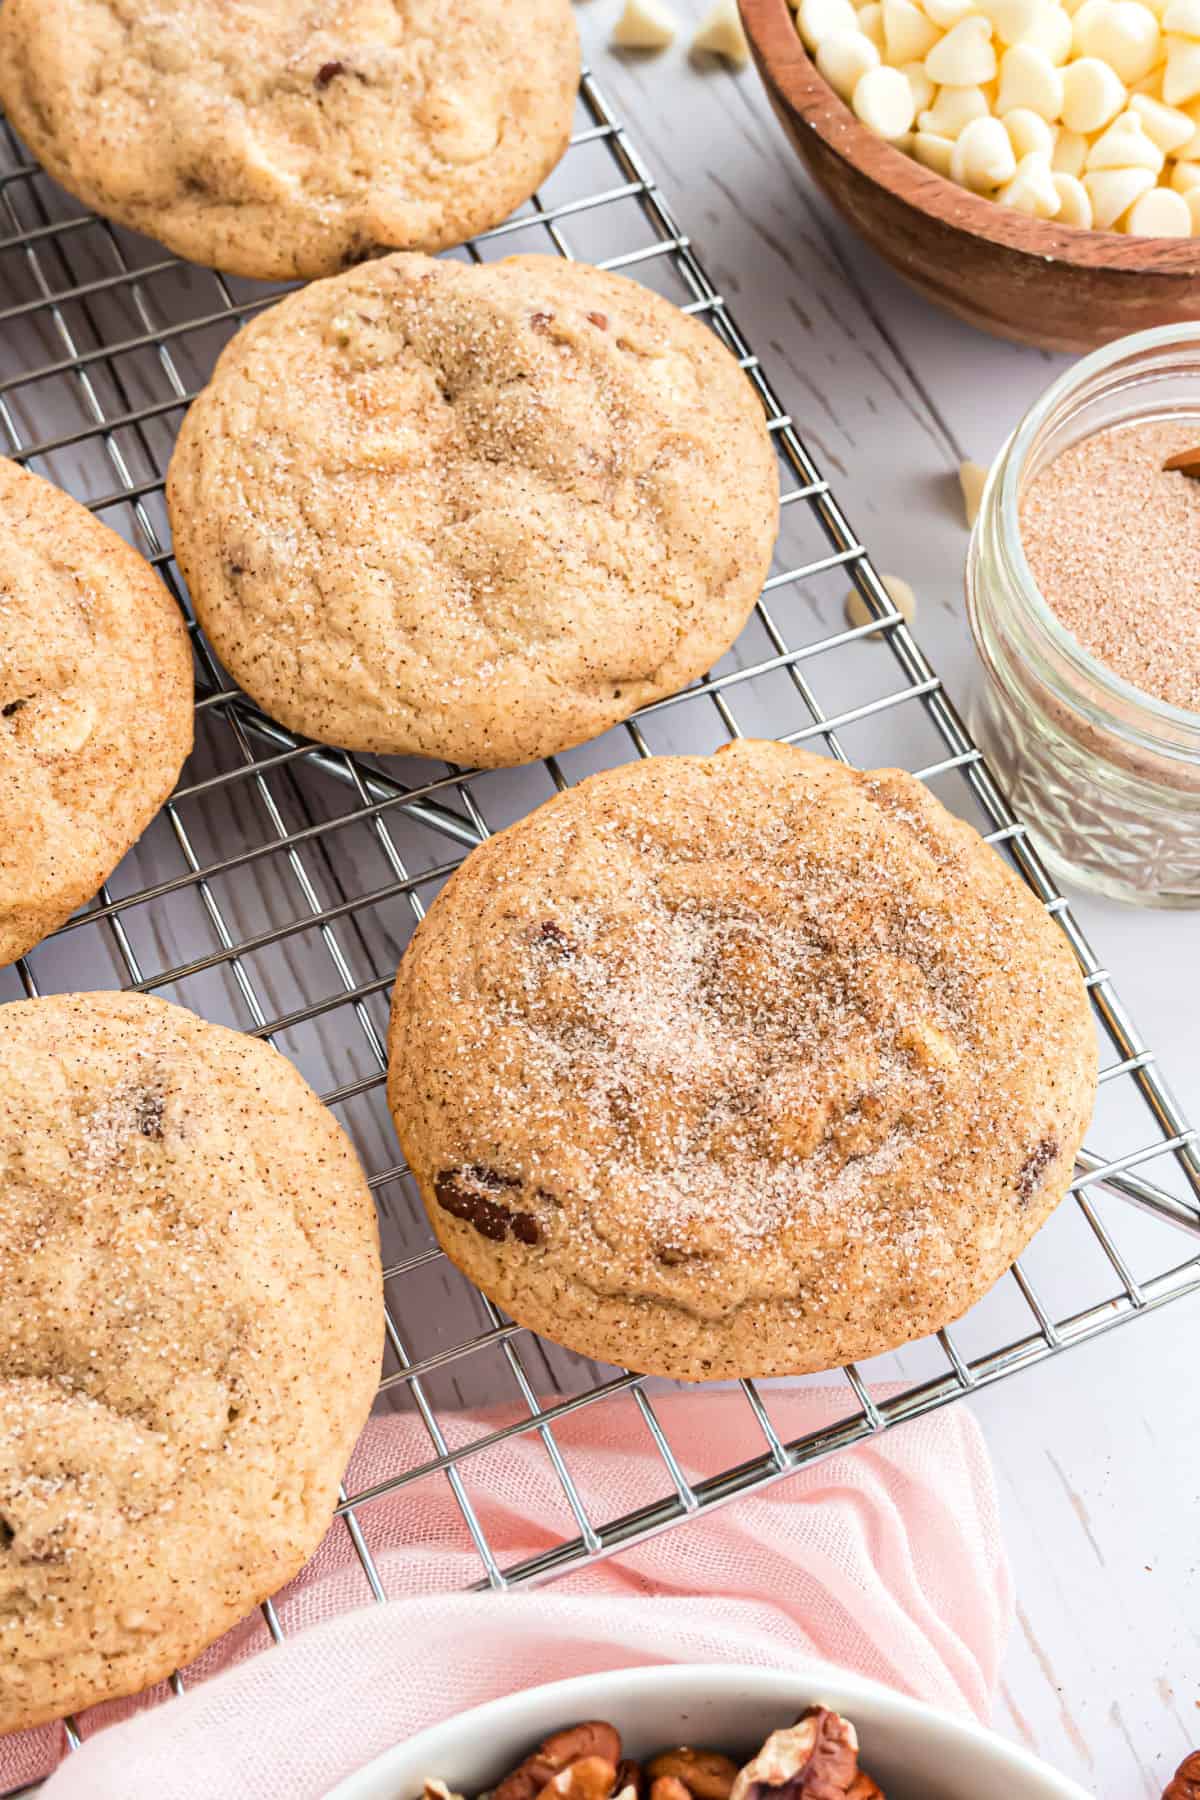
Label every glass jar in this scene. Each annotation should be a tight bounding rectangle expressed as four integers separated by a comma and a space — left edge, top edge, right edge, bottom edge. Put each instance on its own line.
966, 323, 1200, 909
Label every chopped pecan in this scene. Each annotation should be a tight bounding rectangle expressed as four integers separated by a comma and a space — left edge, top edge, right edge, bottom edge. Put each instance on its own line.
587, 312, 609, 330
315, 59, 345, 87
1165, 1753, 1200, 1800
650, 1780, 692, 1800
536, 1759, 618, 1800
493, 1724, 621, 1800
729, 1712, 877, 1800
646, 1750, 739, 1800
433, 1167, 541, 1246
530, 312, 556, 333
615, 1761, 646, 1800
1015, 1135, 1058, 1202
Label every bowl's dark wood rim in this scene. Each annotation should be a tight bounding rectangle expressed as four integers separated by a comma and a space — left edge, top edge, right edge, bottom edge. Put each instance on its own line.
740, 0, 1200, 271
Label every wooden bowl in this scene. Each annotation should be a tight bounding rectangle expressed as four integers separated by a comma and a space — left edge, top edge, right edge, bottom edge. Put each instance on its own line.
740, 0, 1200, 352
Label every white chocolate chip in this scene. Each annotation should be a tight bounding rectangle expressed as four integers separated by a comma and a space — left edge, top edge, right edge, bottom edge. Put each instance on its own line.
853, 61, 920, 130
919, 81, 992, 132
996, 42, 1067, 114
925, 14, 999, 80
798, 0, 860, 48
883, 0, 943, 63
924, 0, 978, 25
997, 145, 1064, 205
959, 460, 989, 527
913, 126, 958, 167
694, 0, 752, 60
1170, 153, 1200, 182
1077, 0, 1161, 77
1086, 106, 1166, 162
1162, 0, 1200, 33
1061, 54, 1128, 126
1024, 4, 1076, 59
1183, 180, 1200, 219
1052, 166, 1096, 215
858, 2, 887, 47
845, 573, 917, 634
1005, 104, 1059, 150
1163, 31, 1200, 96
901, 57, 938, 105
1052, 122, 1090, 166
981, 0, 1042, 40
611, 0, 680, 49
951, 109, 1020, 181
1128, 87, 1197, 139
1084, 160, 1157, 218
1126, 176, 1195, 218
818, 28, 882, 94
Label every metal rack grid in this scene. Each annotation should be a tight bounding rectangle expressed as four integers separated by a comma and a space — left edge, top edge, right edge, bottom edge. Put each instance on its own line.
2, 54, 1200, 1787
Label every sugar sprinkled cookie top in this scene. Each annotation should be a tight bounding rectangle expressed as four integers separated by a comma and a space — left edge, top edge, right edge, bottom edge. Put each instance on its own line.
0, 0, 580, 278
167, 253, 779, 766
0, 457, 193, 969
0, 991, 383, 1732
388, 740, 1097, 1379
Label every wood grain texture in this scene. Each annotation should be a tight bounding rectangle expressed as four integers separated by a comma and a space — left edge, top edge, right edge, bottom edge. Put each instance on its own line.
740, 0, 1200, 352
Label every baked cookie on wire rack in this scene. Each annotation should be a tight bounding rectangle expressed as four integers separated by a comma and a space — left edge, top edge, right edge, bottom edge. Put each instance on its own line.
0, 458, 193, 970
0, 0, 580, 280
0, 991, 384, 1731
166, 252, 779, 766
387, 739, 1098, 1381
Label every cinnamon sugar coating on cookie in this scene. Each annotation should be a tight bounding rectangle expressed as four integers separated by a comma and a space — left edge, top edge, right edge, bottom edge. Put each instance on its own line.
0, 992, 383, 1730
0, 0, 580, 279
388, 741, 1097, 1379
0, 458, 193, 969
166, 253, 779, 766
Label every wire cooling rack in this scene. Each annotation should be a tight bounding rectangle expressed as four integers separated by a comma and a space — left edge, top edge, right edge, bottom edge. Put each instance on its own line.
3, 55, 1200, 1787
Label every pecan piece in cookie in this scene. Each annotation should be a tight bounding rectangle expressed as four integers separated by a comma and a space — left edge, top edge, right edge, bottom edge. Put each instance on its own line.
433, 1166, 542, 1246
1015, 1135, 1058, 1203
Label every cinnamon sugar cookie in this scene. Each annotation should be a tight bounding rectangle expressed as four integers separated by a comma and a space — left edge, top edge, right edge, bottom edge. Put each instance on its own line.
387, 740, 1097, 1380
0, 458, 193, 970
0, 0, 580, 279
0, 991, 383, 1730
165, 253, 779, 766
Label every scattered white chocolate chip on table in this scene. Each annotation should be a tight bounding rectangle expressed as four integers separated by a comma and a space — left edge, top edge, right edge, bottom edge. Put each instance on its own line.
959, 458, 989, 526
791, 0, 1200, 232
693, 0, 751, 63
844, 572, 918, 634
612, 0, 680, 51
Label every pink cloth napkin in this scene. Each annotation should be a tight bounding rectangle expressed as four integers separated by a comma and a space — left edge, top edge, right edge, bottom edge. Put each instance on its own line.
3, 1388, 1011, 1799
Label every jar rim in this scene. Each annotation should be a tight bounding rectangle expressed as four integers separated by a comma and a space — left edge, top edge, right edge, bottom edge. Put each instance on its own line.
997, 321, 1200, 745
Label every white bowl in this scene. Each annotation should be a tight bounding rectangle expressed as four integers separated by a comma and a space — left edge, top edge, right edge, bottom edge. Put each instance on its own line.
326, 1662, 1093, 1800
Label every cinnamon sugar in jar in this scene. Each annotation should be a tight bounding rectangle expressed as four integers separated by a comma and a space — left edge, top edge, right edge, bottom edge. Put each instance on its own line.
966, 325, 1200, 909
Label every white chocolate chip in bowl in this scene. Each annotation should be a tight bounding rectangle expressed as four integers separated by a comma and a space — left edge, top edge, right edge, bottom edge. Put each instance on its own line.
1004, 105, 1058, 154
1083, 160, 1156, 220
853, 62, 919, 132
817, 29, 882, 95
925, 15, 999, 82
1125, 178, 1195, 221
918, 82, 992, 134
1128, 89, 1197, 143
797, 0, 860, 50
950, 111, 1019, 185
913, 127, 957, 169
996, 42, 1066, 116
1052, 167, 1096, 217
997, 147, 1063, 209
883, 0, 942, 64
1085, 107, 1165, 164
1060, 54, 1128, 127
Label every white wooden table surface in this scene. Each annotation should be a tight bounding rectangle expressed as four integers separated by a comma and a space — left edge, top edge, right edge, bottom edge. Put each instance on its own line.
578, 6, 1200, 1794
